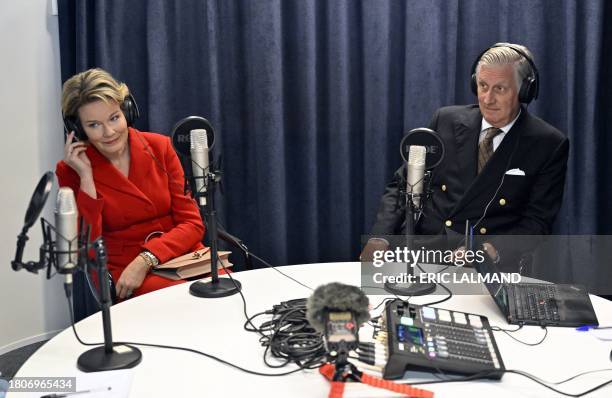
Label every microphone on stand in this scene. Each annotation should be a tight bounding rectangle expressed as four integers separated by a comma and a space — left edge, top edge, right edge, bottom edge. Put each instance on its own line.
383, 128, 446, 297
406, 145, 426, 209
190, 129, 209, 207
55, 187, 78, 293
171, 116, 241, 299
12, 173, 142, 372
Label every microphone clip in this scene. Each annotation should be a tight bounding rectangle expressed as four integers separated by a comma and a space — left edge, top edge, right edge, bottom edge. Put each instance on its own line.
397, 170, 433, 217
184, 156, 223, 200
12, 216, 90, 279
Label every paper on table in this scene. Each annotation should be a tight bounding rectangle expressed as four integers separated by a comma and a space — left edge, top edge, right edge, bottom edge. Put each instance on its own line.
3, 370, 133, 398
72, 369, 134, 398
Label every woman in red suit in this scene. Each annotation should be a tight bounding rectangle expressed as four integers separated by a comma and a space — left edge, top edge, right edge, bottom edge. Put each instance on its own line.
56, 68, 205, 300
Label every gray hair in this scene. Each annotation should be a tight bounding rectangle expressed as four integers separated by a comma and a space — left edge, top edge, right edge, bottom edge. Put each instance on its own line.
476, 42, 534, 90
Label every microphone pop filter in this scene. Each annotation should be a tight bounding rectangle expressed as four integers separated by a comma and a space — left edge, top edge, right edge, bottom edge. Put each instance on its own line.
24, 171, 54, 230
171, 116, 216, 157
400, 128, 445, 170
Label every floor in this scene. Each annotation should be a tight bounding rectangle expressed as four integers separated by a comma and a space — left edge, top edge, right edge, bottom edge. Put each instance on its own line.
0, 340, 47, 382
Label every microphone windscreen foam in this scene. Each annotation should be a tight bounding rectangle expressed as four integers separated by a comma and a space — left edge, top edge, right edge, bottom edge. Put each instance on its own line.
306, 283, 370, 333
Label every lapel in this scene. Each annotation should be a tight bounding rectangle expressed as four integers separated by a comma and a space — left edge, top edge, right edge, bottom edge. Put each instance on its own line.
450, 107, 526, 217
87, 128, 155, 207
452, 106, 481, 189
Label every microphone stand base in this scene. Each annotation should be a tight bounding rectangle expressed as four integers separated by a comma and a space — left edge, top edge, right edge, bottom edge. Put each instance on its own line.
189, 277, 241, 298
384, 281, 436, 297
77, 344, 142, 372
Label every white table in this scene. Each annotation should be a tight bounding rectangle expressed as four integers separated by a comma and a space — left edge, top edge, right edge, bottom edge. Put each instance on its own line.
10, 262, 612, 397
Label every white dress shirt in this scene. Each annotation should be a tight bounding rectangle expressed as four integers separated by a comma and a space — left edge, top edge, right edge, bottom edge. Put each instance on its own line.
479, 110, 521, 151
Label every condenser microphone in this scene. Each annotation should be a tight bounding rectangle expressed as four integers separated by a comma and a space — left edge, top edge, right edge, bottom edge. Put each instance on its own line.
406, 145, 426, 208
190, 129, 209, 207
306, 283, 370, 352
55, 187, 78, 286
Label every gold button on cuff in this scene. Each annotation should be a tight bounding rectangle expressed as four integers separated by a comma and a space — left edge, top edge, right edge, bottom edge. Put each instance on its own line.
445, 220, 452, 227
499, 198, 506, 206
441, 184, 447, 192
480, 227, 487, 235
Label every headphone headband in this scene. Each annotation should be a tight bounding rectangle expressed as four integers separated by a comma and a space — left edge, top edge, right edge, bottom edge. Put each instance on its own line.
470, 43, 539, 103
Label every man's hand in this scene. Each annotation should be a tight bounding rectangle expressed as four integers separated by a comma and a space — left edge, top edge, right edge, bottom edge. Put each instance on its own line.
360, 239, 389, 262
482, 242, 500, 263
116, 255, 149, 299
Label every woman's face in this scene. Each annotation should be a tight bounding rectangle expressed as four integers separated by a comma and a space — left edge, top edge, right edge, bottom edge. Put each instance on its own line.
77, 100, 129, 159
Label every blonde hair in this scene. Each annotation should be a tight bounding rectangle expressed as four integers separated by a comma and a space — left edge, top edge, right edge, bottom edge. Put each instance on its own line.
61, 68, 130, 118
476, 43, 534, 90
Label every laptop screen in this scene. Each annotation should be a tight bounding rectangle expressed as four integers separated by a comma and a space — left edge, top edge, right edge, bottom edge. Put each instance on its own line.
472, 254, 510, 315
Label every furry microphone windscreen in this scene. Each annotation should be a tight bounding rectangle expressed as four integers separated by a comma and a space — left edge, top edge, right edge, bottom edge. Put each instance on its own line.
306, 282, 370, 333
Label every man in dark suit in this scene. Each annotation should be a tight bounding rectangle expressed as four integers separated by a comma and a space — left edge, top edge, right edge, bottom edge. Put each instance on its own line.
363, 43, 569, 272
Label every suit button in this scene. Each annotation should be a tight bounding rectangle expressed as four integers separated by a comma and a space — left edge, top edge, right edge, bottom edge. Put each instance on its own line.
445, 220, 452, 227
441, 184, 447, 192
499, 198, 506, 206
480, 227, 487, 235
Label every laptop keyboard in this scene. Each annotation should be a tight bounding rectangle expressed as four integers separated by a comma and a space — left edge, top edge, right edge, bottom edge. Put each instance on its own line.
510, 284, 561, 322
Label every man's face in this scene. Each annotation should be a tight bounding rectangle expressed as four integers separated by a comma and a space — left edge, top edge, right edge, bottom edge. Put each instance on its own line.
477, 64, 521, 128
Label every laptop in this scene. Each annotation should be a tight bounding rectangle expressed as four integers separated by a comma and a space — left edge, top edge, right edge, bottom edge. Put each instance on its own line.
473, 254, 599, 327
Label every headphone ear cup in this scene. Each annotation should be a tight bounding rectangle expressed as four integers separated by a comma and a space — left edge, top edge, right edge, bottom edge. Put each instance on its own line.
63, 117, 86, 141
517, 77, 536, 104
121, 94, 140, 127
471, 73, 478, 96
524, 76, 537, 103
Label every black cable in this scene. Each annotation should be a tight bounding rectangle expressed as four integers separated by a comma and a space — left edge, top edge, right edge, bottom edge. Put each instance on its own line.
361, 286, 404, 303
415, 263, 453, 306
490, 324, 523, 333
81, 262, 102, 308
241, 297, 327, 370
546, 368, 612, 385
407, 369, 504, 385
216, 260, 268, 337
248, 252, 314, 291
372, 297, 397, 311
214, 260, 327, 370
64, 293, 313, 377
503, 369, 612, 397
215, 219, 313, 292
493, 325, 548, 346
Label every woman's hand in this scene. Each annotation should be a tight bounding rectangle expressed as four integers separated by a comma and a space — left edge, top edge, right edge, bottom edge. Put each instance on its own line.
64, 131, 97, 198
63, 131, 92, 179
116, 255, 149, 299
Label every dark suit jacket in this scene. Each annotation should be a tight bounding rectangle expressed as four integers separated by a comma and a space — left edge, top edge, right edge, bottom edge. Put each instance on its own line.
56, 128, 205, 295
371, 105, 569, 269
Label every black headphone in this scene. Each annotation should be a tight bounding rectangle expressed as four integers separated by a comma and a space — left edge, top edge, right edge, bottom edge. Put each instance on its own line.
63, 93, 140, 141
470, 44, 539, 104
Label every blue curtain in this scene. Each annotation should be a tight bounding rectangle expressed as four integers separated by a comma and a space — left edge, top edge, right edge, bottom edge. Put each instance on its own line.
58, 0, 611, 317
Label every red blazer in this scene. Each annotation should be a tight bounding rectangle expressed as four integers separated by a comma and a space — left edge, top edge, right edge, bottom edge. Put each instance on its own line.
56, 128, 205, 295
